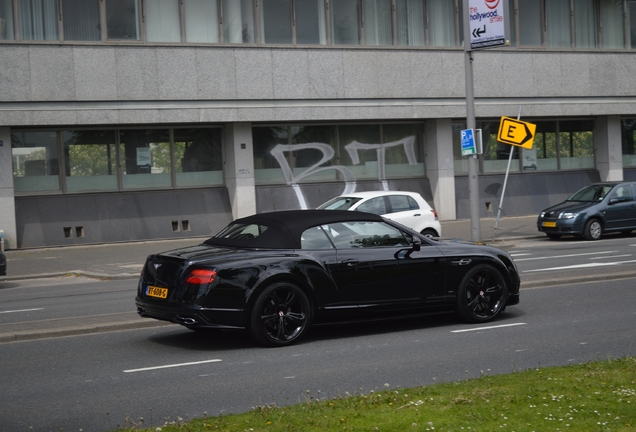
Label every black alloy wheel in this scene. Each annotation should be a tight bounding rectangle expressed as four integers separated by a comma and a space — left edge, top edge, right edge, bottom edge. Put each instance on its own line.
456, 264, 507, 323
583, 219, 602, 241
249, 282, 312, 347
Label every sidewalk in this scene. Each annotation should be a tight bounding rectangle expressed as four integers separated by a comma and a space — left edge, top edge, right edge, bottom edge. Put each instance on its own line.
0, 215, 541, 343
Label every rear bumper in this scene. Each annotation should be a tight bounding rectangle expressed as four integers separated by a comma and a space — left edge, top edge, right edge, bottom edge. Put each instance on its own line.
135, 298, 245, 329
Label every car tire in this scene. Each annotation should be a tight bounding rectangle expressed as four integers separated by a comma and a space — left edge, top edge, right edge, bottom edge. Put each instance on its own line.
420, 228, 439, 238
249, 282, 312, 347
456, 264, 507, 323
583, 219, 602, 241
546, 233, 561, 240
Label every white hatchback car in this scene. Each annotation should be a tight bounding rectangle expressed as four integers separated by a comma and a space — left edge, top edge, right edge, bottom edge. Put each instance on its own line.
317, 191, 442, 238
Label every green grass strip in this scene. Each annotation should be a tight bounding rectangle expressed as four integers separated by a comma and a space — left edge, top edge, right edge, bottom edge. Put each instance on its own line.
122, 356, 636, 431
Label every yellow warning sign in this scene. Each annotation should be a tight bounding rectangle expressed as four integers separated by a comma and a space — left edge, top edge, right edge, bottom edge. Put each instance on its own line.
497, 117, 536, 149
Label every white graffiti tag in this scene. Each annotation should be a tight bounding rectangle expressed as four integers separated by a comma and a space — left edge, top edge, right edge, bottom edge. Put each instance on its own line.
270, 143, 356, 209
270, 136, 418, 209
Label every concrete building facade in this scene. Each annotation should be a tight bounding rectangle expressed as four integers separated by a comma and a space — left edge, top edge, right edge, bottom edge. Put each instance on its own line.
1, 0, 636, 248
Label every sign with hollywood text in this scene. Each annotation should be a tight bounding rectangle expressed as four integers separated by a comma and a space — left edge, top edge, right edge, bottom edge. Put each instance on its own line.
469, 0, 507, 50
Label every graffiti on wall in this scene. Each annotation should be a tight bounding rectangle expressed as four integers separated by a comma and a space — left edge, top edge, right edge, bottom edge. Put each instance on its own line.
270, 136, 418, 209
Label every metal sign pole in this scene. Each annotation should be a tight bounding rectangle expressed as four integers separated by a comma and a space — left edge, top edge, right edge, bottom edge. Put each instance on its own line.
492, 107, 523, 240
464, 0, 480, 242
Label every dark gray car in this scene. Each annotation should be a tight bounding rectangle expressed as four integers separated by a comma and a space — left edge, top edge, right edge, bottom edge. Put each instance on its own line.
537, 182, 636, 240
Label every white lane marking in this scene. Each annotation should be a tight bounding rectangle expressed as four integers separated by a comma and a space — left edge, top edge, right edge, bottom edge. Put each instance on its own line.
514, 251, 616, 262
510, 253, 532, 257
123, 359, 222, 373
451, 323, 527, 333
0, 308, 44, 314
589, 254, 631, 260
523, 259, 636, 272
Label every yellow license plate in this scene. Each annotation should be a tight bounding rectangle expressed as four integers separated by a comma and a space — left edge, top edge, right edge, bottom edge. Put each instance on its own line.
146, 285, 168, 299
542, 221, 557, 228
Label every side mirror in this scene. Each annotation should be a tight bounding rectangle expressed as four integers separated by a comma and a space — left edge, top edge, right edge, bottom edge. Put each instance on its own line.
412, 238, 421, 251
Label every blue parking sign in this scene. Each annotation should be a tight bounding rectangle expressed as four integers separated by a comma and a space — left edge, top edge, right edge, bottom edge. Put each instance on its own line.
461, 129, 476, 156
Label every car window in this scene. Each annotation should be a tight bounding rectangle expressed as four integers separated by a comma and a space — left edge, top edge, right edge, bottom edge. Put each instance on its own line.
355, 197, 387, 215
317, 197, 362, 210
300, 226, 333, 249
322, 221, 411, 249
611, 185, 633, 202
568, 185, 613, 202
388, 195, 418, 213
214, 223, 268, 240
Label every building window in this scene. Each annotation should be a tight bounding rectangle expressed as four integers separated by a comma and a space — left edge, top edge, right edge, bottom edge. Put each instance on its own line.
145, 0, 181, 42
427, 0, 457, 47
525, 121, 558, 171
223, 0, 255, 43
62, 0, 100, 41
331, 0, 360, 45
558, 120, 594, 169
64, 130, 118, 192
545, 0, 572, 48
574, 0, 598, 48
621, 119, 636, 167
174, 128, 224, 187
630, 1, 636, 48
395, 0, 425, 46
260, 0, 292, 44
517, 0, 542, 46
120, 129, 172, 189
18, 0, 58, 40
600, 0, 624, 48
296, 0, 327, 44
253, 125, 338, 184
11, 131, 60, 192
184, 0, 220, 43
362, 0, 392, 46
11, 127, 223, 194
0, 0, 15, 39
253, 123, 424, 185
106, 0, 140, 40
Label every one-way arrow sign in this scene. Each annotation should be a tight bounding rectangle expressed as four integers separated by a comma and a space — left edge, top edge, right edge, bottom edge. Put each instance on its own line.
472, 26, 486, 38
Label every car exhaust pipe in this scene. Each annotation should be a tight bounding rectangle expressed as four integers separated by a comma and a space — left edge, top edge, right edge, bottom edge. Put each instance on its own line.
175, 316, 198, 325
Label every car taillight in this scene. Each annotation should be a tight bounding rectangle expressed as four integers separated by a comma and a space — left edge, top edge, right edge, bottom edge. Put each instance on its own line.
185, 269, 217, 285
431, 209, 439, 220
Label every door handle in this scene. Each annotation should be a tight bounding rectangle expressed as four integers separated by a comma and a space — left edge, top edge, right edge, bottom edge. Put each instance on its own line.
341, 259, 359, 266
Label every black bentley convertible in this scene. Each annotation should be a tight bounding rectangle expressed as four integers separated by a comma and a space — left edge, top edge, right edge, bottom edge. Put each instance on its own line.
136, 210, 520, 346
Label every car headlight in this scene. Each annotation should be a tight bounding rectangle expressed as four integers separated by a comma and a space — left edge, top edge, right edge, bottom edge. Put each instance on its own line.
540, 211, 546, 218
560, 212, 577, 219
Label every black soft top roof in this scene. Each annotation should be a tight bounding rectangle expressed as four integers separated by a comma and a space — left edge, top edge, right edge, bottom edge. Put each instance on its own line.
204, 209, 384, 249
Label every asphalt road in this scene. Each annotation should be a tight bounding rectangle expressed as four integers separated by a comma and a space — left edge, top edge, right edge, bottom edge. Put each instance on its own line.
1, 277, 635, 432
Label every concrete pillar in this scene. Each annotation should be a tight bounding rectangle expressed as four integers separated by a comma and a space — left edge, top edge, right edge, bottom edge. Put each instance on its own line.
224, 123, 256, 220
595, 115, 623, 182
0, 128, 17, 250
425, 119, 457, 221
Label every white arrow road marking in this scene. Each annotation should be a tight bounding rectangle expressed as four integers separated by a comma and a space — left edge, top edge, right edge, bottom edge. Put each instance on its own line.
514, 251, 616, 261
0, 308, 44, 314
124, 359, 222, 373
523, 259, 636, 272
451, 323, 527, 333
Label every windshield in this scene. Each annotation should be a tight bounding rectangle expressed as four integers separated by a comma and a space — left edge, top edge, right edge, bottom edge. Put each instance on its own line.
567, 185, 613, 202
316, 197, 363, 210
